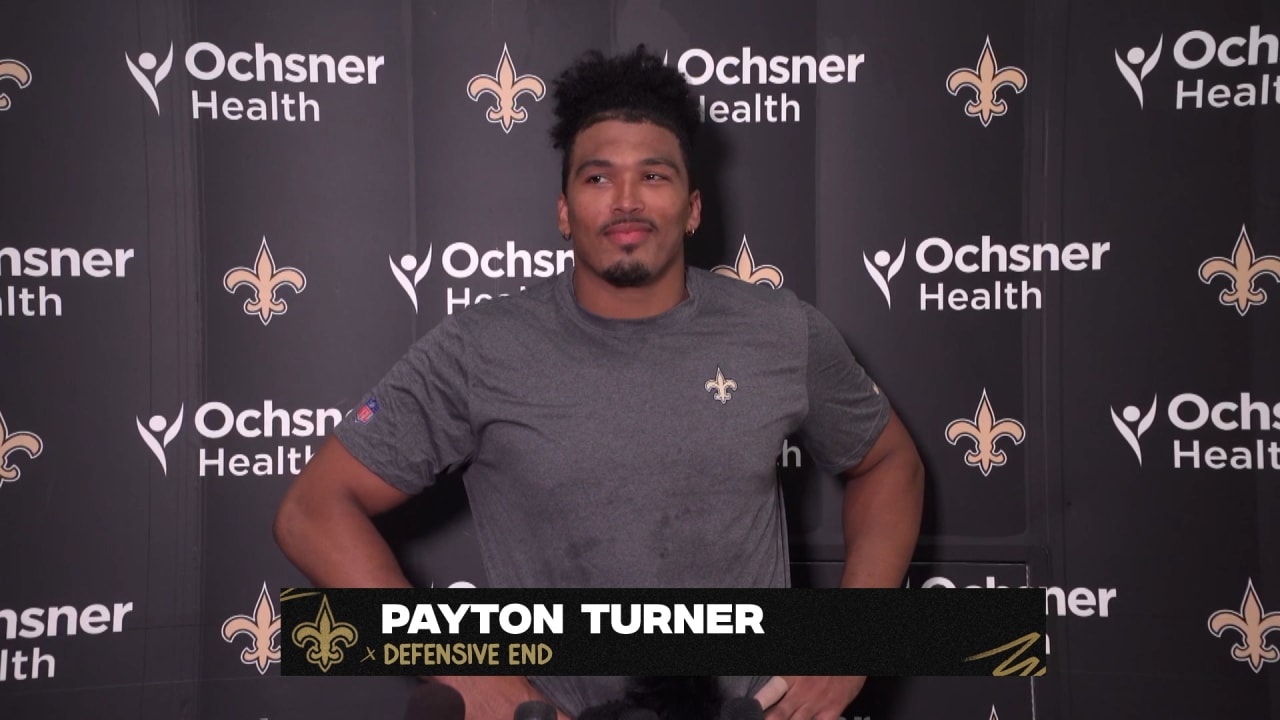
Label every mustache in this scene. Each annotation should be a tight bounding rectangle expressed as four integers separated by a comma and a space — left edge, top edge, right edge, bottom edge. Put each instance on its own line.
599, 215, 658, 234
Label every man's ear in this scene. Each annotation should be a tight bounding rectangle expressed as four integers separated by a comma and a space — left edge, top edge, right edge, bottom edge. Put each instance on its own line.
687, 189, 702, 234
557, 193, 571, 238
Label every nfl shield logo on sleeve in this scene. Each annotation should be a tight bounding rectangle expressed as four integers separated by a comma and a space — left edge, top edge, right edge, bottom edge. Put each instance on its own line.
355, 397, 380, 424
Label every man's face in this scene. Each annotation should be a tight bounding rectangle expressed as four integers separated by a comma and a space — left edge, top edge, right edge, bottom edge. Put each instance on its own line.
558, 119, 701, 289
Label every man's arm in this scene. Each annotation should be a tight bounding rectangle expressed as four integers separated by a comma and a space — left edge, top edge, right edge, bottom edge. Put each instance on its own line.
273, 435, 415, 587
838, 405, 924, 589
273, 437, 571, 720
762, 408, 924, 720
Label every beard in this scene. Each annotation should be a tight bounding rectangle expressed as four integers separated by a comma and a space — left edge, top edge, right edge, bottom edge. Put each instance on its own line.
600, 258, 653, 287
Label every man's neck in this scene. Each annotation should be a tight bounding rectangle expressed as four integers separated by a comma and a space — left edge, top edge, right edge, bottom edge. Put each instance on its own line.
571, 264, 689, 320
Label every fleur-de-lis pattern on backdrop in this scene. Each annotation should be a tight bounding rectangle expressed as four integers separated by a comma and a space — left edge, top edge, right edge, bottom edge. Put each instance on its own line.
945, 390, 1026, 476
221, 583, 282, 675
223, 237, 307, 325
712, 236, 784, 288
0, 410, 42, 485
1208, 579, 1280, 673
1199, 225, 1280, 316
946, 37, 1027, 126
466, 44, 546, 133
0, 59, 32, 111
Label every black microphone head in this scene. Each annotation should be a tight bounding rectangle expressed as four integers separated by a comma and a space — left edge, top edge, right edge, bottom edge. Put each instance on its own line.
618, 710, 661, 720
719, 697, 765, 720
403, 682, 466, 720
514, 700, 560, 720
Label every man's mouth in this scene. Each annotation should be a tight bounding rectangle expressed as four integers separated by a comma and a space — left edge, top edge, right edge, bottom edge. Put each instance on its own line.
603, 222, 654, 246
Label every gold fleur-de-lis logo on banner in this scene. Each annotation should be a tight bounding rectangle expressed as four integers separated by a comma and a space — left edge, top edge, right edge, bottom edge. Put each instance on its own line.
1199, 225, 1280, 316
0, 59, 32, 111
0, 409, 42, 487
1208, 578, 1280, 673
220, 583, 281, 675
711, 235, 784, 289
223, 237, 307, 325
946, 37, 1028, 126
945, 389, 1026, 476
291, 594, 358, 673
705, 367, 737, 404
467, 44, 546, 133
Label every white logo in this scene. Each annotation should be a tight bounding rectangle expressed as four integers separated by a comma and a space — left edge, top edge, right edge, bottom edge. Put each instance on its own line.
1115, 37, 1163, 108
664, 46, 865, 124
126, 44, 174, 115
126, 41, 384, 123
1113, 392, 1280, 470
137, 405, 184, 476
862, 241, 906, 308
861, 235, 1108, 312
1110, 396, 1158, 465
137, 400, 341, 478
398, 241, 572, 315
390, 248, 433, 313
1117, 26, 1280, 110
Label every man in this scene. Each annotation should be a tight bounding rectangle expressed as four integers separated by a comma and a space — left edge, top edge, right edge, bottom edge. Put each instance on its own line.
274, 46, 924, 720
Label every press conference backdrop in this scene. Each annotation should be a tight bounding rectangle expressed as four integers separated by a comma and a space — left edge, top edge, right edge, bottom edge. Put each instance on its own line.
1, 0, 1276, 718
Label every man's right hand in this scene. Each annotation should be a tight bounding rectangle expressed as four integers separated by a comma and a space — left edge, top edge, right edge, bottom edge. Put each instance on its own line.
434, 676, 572, 720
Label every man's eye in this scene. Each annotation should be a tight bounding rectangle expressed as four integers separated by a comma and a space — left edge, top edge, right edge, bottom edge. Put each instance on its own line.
644, 173, 667, 181
586, 175, 607, 184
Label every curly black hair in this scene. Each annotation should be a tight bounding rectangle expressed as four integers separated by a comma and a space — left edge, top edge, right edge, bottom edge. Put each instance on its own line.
549, 44, 702, 193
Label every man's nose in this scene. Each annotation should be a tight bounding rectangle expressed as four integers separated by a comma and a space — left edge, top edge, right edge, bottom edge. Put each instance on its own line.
611, 177, 644, 213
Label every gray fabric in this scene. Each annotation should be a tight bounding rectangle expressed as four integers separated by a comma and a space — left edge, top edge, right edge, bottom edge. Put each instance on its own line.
332, 266, 889, 715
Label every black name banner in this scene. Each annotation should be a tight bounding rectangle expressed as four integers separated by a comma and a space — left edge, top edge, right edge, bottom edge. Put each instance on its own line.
279, 588, 1047, 677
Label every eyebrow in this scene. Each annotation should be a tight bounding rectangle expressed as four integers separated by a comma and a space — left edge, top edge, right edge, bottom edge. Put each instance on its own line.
573, 156, 684, 177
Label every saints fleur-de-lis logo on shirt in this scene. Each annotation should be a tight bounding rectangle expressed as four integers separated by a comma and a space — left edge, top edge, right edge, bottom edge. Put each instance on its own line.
705, 367, 737, 404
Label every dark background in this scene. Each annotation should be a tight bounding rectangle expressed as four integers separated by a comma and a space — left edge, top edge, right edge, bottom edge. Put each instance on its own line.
1, 0, 1276, 718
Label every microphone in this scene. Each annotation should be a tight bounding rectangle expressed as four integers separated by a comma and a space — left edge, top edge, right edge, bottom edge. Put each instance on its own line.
719, 697, 765, 720
514, 700, 560, 720
403, 682, 466, 720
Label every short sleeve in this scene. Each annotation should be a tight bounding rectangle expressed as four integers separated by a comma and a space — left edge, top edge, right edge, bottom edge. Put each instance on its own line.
796, 303, 890, 475
330, 316, 476, 495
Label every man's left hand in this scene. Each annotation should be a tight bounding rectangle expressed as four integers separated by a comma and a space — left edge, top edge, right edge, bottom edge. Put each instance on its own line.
760, 675, 866, 720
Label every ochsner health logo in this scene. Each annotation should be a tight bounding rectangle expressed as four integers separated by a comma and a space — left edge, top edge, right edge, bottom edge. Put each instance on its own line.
126, 41, 385, 122
137, 405, 184, 476
1116, 25, 1280, 110
1115, 36, 1162, 109
388, 241, 573, 315
390, 246, 432, 313
1111, 396, 1158, 465
137, 400, 339, 478
861, 234, 1110, 312
125, 44, 174, 114
1112, 392, 1280, 470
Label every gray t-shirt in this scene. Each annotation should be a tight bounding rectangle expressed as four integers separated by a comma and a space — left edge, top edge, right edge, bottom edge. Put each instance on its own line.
332, 265, 889, 715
